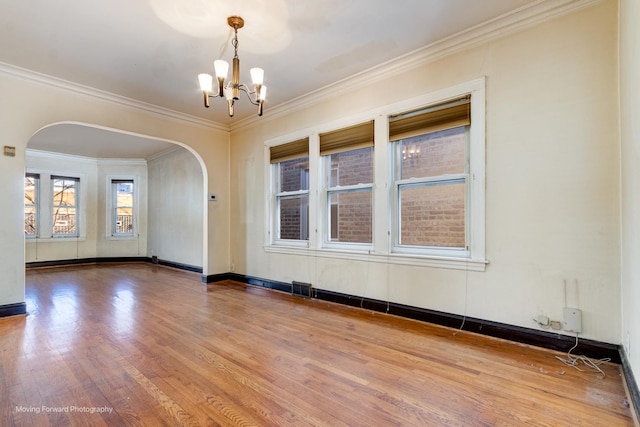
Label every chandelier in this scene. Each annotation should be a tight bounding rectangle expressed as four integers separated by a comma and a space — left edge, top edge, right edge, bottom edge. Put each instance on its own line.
198, 16, 266, 117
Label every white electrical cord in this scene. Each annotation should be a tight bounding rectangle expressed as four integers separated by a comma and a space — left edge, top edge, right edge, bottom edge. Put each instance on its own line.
555, 334, 610, 377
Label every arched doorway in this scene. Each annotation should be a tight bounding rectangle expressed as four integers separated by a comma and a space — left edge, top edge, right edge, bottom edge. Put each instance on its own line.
25, 122, 208, 273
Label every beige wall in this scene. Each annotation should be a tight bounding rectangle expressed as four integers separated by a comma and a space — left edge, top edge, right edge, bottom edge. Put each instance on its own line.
229, 1, 621, 343
620, 0, 640, 388
148, 147, 204, 268
0, 70, 230, 307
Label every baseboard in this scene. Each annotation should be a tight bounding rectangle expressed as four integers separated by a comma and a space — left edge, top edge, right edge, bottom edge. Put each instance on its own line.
26, 257, 151, 268
0, 302, 27, 318
204, 272, 292, 293
26, 257, 202, 273
155, 259, 202, 273
210, 272, 621, 364
620, 346, 640, 422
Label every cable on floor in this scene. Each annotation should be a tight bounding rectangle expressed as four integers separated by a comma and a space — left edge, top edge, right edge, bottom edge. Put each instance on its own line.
555, 334, 610, 377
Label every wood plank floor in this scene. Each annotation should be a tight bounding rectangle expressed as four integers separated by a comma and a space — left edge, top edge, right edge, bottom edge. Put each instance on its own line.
0, 264, 634, 426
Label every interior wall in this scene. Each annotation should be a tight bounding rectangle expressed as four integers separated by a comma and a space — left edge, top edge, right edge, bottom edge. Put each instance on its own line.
619, 0, 640, 386
229, 1, 621, 343
148, 147, 204, 268
25, 152, 149, 261
25, 151, 99, 262
0, 68, 229, 309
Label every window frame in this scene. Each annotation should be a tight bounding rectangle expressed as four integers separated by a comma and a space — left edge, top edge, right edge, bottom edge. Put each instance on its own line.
264, 78, 486, 271
386, 79, 486, 266
24, 173, 40, 238
271, 153, 310, 247
322, 147, 374, 251
105, 176, 138, 240
111, 178, 136, 237
51, 175, 80, 238
390, 126, 470, 258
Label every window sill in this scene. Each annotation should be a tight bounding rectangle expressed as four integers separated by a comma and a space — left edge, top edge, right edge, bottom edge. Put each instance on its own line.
26, 236, 87, 243
264, 245, 488, 271
105, 235, 138, 241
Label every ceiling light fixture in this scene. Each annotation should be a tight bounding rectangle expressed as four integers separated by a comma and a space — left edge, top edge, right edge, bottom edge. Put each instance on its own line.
198, 16, 266, 117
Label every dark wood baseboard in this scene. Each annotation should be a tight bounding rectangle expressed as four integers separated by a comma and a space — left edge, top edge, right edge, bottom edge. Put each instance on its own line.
210, 272, 621, 364
203, 272, 291, 293
26, 257, 151, 268
0, 302, 27, 318
26, 257, 202, 274
620, 346, 640, 421
155, 259, 202, 273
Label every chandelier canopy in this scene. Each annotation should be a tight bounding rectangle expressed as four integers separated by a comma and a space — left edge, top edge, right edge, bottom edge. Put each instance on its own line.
198, 16, 266, 117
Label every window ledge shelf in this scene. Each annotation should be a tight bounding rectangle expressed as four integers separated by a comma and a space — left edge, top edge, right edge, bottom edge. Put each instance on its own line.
264, 245, 488, 272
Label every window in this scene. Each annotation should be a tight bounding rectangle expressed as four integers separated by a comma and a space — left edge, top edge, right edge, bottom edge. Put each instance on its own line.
320, 121, 374, 247
390, 97, 470, 256
271, 138, 309, 242
51, 176, 79, 237
112, 179, 134, 236
24, 173, 40, 237
265, 78, 485, 269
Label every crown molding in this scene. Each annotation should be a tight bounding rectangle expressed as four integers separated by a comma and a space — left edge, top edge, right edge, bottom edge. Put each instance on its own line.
145, 145, 186, 162
26, 148, 99, 164
0, 62, 228, 132
231, 0, 603, 133
26, 148, 148, 165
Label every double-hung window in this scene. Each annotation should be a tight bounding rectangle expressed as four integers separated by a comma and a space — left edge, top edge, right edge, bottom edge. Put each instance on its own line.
390, 97, 470, 257
271, 138, 310, 243
112, 179, 135, 236
320, 121, 374, 247
51, 176, 79, 237
24, 173, 40, 237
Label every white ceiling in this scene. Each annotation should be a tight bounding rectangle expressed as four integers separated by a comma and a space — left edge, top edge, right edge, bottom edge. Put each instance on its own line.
3, 0, 538, 158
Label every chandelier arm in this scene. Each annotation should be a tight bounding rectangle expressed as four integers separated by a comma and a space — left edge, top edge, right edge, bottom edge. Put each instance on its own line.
238, 85, 260, 106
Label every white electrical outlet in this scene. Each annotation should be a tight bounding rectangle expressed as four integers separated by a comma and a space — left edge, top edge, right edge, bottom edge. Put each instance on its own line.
626, 332, 631, 357
562, 307, 582, 333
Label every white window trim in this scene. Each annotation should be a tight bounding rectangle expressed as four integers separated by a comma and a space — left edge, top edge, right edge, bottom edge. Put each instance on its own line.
25, 173, 40, 239
391, 135, 470, 258
270, 158, 311, 246
264, 77, 486, 271
106, 175, 139, 240
51, 175, 81, 238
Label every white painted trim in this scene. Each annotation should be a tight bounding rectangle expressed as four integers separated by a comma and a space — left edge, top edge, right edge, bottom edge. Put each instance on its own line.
0, 61, 227, 131
105, 175, 139, 238
264, 245, 488, 272
264, 78, 487, 270
26, 148, 99, 164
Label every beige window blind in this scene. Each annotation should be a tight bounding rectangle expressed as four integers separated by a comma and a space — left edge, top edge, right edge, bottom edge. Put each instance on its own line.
319, 121, 374, 156
389, 96, 470, 142
270, 137, 309, 163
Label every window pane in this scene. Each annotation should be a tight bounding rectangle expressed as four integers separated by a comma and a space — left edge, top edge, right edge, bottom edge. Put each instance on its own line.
53, 179, 77, 206
53, 207, 76, 235
115, 181, 134, 235
24, 177, 37, 205
329, 190, 372, 243
52, 178, 78, 236
330, 147, 373, 187
399, 183, 465, 248
279, 195, 309, 240
116, 207, 133, 234
401, 127, 465, 180
25, 176, 38, 236
279, 157, 309, 192
25, 207, 36, 236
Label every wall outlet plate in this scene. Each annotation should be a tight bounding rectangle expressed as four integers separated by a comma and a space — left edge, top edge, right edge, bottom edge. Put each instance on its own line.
562, 307, 582, 333
208, 193, 217, 201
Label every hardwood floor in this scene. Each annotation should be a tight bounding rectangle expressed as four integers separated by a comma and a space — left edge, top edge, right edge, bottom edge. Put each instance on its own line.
0, 264, 634, 426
